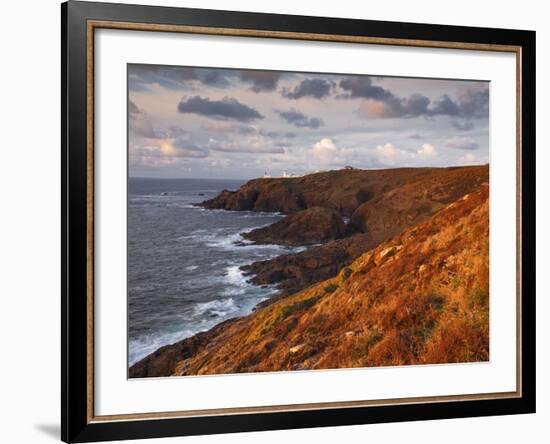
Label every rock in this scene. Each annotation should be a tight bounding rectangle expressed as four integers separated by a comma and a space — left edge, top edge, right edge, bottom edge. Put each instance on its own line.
243, 233, 377, 301
290, 344, 305, 354
243, 207, 346, 246
349, 165, 489, 239
199, 166, 487, 217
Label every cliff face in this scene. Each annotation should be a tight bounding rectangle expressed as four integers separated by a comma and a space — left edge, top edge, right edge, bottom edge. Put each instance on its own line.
237, 165, 488, 296
243, 206, 347, 246
241, 233, 374, 297
130, 184, 489, 377
199, 167, 487, 217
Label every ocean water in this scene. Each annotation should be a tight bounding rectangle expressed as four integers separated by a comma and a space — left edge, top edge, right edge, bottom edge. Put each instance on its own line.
128, 178, 304, 366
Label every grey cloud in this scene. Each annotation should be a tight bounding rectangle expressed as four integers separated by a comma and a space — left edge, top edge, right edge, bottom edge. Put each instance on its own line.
340, 76, 431, 118
430, 95, 461, 116
203, 123, 292, 140
178, 96, 263, 122
129, 100, 141, 115
429, 89, 488, 119
128, 100, 156, 138
403, 94, 431, 116
171, 143, 210, 158
282, 78, 332, 99
409, 133, 424, 140
339, 76, 393, 100
163, 126, 209, 158
451, 120, 475, 131
202, 122, 258, 135
446, 137, 479, 150
208, 140, 284, 154
129, 65, 285, 92
456, 88, 489, 118
240, 71, 282, 92
339, 75, 489, 120
276, 109, 324, 129
259, 129, 280, 138
129, 65, 235, 91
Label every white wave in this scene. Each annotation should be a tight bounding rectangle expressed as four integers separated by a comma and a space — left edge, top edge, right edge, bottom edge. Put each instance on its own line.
194, 297, 237, 316
205, 232, 243, 250
185, 265, 199, 271
225, 265, 247, 286
129, 329, 195, 365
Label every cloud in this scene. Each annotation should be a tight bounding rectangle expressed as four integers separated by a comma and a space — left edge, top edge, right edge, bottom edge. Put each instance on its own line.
129, 65, 287, 94
428, 88, 489, 119
157, 126, 209, 158
129, 123, 210, 160
282, 78, 332, 99
373, 142, 437, 165
375, 143, 403, 165
339, 75, 489, 121
202, 123, 296, 142
132, 141, 208, 160
451, 120, 475, 131
310, 138, 339, 163
357, 93, 431, 119
178, 96, 263, 121
417, 143, 437, 158
409, 133, 424, 140
240, 71, 282, 92
339, 76, 393, 100
208, 137, 284, 154
202, 122, 257, 134
128, 100, 156, 138
458, 153, 477, 164
129, 65, 235, 91
276, 109, 324, 129
456, 87, 490, 118
446, 136, 479, 150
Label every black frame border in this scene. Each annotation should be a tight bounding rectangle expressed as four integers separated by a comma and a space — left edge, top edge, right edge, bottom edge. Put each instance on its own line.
62, 1, 536, 442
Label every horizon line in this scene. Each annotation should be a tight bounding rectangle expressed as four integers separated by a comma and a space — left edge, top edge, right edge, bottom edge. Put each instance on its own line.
129, 163, 489, 181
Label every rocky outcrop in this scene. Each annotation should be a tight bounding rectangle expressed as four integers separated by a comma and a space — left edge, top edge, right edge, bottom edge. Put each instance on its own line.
243, 207, 347, 246
201, 166, 488, 219
198, 167, 467, 216
241, 233, 375, 298
199, 181, 306, 214
350, 165, 489, 239
238, 165, 489, 298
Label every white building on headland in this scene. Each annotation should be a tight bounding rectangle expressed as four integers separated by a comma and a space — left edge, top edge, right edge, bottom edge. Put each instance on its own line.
262, 170, 300, 178
261, 166, 357, 179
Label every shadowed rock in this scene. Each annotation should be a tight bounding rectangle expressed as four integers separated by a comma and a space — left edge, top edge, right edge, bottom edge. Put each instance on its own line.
243, 207, 346, 246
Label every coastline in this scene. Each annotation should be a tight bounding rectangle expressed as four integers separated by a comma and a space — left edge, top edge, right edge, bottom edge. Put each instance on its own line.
129, 165, 490, 377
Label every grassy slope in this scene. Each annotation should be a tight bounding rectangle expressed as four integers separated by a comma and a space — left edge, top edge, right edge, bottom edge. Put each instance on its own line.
162, 184, 490, 376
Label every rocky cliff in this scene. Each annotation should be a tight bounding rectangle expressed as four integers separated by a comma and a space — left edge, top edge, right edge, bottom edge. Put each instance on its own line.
243, 206, 347, 246
236, 165, 488, 296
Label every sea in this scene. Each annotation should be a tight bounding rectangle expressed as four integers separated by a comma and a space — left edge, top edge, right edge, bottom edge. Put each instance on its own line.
128, 178, 304, 366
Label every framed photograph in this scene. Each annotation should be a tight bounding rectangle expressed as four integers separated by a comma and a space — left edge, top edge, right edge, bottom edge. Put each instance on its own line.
62, 1, 536, 442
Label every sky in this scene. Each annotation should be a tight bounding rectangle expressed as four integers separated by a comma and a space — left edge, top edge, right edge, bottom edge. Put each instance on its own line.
128, 64, 489, 179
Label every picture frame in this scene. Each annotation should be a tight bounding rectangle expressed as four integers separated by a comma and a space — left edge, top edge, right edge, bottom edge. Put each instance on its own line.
61, 1, 536, 442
